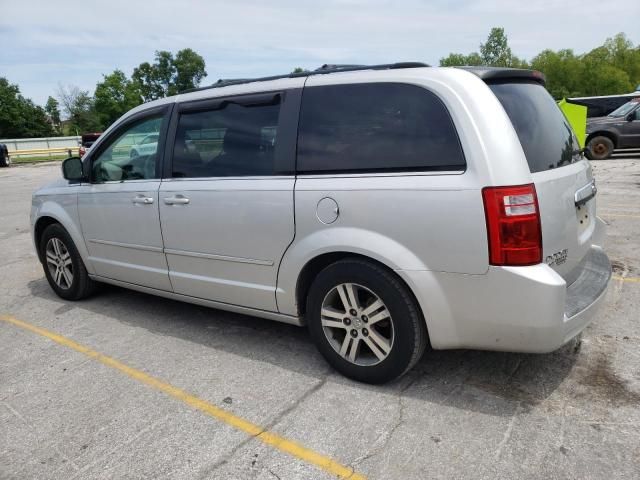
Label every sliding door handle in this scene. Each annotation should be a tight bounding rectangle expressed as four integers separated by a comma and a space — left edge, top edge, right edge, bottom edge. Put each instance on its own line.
164, 195, 190, 205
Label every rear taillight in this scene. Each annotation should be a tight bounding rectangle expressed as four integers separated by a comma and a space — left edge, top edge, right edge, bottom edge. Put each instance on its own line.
482, 184, 542, 266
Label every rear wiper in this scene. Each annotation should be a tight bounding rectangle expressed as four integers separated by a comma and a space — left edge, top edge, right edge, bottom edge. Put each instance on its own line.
574, 147, 590, 157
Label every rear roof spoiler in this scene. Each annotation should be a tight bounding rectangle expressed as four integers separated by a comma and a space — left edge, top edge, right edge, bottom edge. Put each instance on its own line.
456, 66, 546, 85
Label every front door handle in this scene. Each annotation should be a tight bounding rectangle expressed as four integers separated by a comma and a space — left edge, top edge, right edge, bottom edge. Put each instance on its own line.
164, 195, 190, 205
132, 195, 154, 205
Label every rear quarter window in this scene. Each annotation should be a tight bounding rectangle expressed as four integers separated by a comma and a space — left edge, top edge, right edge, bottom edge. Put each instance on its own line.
489, 82, 580, 173
297, 83, 466, 174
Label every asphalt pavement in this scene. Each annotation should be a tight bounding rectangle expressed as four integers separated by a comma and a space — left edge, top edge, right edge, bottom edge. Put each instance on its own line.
1, 159, 639, 479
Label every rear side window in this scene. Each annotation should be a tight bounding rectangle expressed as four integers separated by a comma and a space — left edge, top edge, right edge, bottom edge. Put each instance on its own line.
172, 102, 280, 178
489, 82, 580, 173
297, 83, 465, 173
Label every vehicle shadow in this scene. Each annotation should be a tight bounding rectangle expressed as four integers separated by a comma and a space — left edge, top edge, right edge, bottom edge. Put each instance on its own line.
28, 278, 579, 417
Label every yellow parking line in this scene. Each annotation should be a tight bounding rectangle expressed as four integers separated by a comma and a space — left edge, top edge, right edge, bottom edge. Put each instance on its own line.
0, 314, 365, 480
613, 275, 640, 283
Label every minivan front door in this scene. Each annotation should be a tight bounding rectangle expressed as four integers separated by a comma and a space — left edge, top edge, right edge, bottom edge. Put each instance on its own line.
619, 106, 640, 148
77, 109, 172, 291
158, 88, 301, 311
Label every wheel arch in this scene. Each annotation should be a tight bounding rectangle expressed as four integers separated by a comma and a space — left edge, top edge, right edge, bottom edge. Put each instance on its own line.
32, 202, 94, 274
292, 251, 432, 346
34, 216, 61, 262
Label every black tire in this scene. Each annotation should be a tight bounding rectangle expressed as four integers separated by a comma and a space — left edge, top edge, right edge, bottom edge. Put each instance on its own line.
39, 223, 95, 300
306, 258, 428, 384
0, 145, 9, 167
586, 136, 614, 160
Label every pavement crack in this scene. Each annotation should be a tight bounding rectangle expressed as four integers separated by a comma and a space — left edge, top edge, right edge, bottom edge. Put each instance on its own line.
198, 373, 329, 479
64, 414, 170, 479
3, 400, 80, 471
494, 401, 522, 461
268, 468, 282, 480
349, 371, 420, 469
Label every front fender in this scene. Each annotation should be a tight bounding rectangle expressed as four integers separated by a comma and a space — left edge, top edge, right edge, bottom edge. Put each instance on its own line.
32, 195, 94, 275
276, 227, 429, 316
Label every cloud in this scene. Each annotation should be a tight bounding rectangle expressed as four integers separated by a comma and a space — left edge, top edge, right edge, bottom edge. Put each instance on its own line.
1, 0, 638, 105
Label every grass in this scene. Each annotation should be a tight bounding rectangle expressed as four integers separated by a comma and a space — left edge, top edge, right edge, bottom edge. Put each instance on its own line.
11, 154, 69, 165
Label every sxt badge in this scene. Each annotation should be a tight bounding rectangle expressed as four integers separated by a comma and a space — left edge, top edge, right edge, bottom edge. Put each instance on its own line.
546, 249, 568, 267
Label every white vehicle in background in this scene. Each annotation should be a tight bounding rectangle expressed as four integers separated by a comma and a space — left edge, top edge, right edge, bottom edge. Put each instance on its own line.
129, 133, 159, 159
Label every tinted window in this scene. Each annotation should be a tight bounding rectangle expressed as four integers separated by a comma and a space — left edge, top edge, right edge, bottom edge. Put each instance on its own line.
172, 102, 280, 178
490, 82, 580, 173
91, 116, 162, 182
297, 83, 465, 173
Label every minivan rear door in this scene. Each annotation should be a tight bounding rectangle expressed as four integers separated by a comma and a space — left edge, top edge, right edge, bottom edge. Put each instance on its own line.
489, 81, 597, 283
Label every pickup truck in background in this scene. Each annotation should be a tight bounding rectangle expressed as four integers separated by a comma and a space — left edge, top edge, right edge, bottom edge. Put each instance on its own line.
585, 98, 640, 160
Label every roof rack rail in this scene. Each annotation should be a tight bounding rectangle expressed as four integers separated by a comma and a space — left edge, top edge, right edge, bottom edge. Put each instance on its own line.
181, 62, 429, 94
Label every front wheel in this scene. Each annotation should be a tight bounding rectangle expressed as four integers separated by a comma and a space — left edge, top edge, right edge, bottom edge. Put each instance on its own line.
586, 136, 614, 160
306, 259, 428, 384
40, 224, 95, 300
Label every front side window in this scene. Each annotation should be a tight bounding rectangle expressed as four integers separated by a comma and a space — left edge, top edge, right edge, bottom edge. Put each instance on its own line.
172, 102, 281, 178
297, 83, 466, 173
91, 116, 162, 182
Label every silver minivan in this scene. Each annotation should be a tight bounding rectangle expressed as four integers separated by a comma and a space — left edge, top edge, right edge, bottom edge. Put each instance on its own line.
31, 63, 611, 383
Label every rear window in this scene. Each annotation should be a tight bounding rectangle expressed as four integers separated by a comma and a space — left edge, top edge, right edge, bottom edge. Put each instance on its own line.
489, 82, 580, 173
297, 83, 465, 174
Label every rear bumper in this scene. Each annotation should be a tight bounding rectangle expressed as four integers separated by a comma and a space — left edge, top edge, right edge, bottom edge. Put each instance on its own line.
562, 246, 611, 344
400, 245, 611, 353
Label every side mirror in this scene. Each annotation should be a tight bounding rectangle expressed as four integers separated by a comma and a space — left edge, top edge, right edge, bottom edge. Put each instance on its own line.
626, 112, 635, 122
61, 156, 84, 181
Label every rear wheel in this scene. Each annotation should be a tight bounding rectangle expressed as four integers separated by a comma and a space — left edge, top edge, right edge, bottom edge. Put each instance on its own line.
306, 259, 427, 384
40, 224, 95, 300
586, 136, 614, 160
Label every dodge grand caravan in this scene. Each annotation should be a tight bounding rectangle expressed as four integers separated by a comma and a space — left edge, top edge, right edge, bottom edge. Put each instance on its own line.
31, 63, 611, 384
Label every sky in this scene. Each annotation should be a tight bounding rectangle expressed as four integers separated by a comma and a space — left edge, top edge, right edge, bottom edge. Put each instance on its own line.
1, 0, 639, 107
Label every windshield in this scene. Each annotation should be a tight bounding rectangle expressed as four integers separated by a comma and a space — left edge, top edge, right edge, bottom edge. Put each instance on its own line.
489, 81, 580, 173
608, 99, 640, 117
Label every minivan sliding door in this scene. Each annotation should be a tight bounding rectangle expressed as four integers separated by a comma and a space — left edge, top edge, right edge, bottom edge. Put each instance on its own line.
159, 86, 301, 311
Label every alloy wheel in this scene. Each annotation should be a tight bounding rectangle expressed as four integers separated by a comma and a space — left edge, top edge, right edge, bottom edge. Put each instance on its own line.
320, 283, 394, 366
45, 237, 74, 290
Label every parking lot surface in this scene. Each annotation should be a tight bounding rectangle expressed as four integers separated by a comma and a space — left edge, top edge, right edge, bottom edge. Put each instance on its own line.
1, 158, 639, 480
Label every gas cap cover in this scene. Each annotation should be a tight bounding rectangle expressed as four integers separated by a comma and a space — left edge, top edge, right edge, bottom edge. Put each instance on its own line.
316, 197, 339, 224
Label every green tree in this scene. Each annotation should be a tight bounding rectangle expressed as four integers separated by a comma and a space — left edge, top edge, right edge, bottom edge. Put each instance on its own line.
173, 48, 207, 94
604, 33, 640, 87
0, 77, 54, 138
94, 70, 142, 128
531, 49, 585, 98
291, 67, 308, 73
439, 28, 526, 68
44, 96, 61, 130
57, 85, 102, 134
132, 49, 207, 101
480, 27, 513, 67
440, 52, 484, 66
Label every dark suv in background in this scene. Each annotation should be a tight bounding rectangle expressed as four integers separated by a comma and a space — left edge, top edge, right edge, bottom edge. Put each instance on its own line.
586, 98, 640, 160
